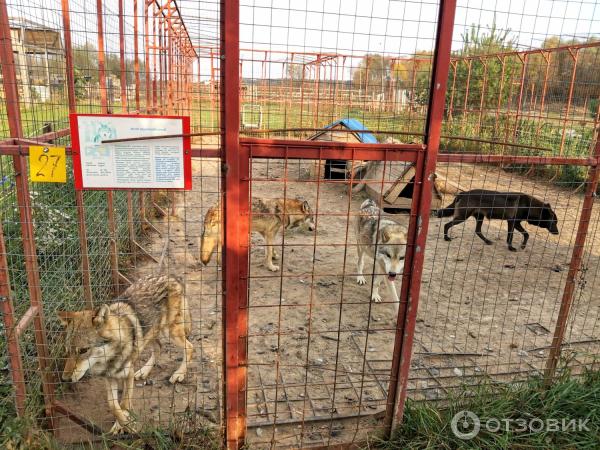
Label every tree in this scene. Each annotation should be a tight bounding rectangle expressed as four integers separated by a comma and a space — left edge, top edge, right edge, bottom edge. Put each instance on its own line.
73, 66, 88, 99
352, 54, 392, 93
408, 22, 518, 114
531, 36, 600, 108
73, 42, 99, 82
286, 62, 304, 80
390, 59, 412, 88
72, 43, 147, 87
397, 51, 433, 106
450, 23, 518, 114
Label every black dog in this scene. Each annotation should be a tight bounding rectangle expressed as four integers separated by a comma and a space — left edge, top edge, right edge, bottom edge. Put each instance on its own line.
437, 189, 559, 251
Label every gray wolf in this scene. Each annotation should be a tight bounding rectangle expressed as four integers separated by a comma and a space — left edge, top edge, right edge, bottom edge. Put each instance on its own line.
57, 275, 192, 433
355, 199, 407, 310
200, 197, 316, 271
437, 189, 559, 251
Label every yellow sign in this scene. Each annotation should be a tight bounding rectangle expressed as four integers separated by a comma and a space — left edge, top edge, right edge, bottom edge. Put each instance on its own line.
29, 146, 67, 183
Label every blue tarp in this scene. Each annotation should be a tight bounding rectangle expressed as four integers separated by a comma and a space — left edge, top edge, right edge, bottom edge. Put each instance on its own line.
322, 118, 378, 144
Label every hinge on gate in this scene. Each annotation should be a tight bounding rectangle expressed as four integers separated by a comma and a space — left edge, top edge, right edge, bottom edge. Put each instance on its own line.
222, 162, 229, 175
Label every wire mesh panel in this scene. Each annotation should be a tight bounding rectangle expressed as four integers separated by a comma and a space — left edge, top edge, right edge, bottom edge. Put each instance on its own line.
0, 0, 224, 445
236, 0, 441, 143
564, 210, 600, 374
244, 142, 424, 448
407, 0, 600, 405
445, 0, 600, 158
413, 161, 597, 399
1, 0, 600, 448
233, 2, 445, 447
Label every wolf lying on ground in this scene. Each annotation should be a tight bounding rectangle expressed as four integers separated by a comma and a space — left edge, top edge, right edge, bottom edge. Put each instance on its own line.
200, 197, 316, 271
355, 199, 407, 311
437, 189, 559, 251
58, 274, 192, 433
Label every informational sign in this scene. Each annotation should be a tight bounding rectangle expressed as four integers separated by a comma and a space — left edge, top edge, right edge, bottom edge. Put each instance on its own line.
29, 146, 67, 183
70, 114, 192, 190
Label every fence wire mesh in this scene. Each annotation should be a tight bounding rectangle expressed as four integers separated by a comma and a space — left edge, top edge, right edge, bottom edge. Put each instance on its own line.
0, 0, 599, 449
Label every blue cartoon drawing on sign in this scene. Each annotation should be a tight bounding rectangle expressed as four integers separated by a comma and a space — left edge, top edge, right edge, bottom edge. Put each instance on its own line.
82, 122, 116, 158
92, 123, 117, 143
85, 145, 111, 158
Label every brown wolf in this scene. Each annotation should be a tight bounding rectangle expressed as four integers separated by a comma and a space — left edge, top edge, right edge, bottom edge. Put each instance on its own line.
355, 199, 407, 311
437, 189, 559, 251
200, 197, 316, 271
58, 275, 192, 433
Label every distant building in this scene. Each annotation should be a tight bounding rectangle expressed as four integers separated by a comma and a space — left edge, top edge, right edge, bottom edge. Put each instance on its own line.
5, 18, 64, 104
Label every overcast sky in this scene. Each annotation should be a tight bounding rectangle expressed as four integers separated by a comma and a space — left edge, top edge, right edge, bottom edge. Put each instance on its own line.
7, 0, 600, 80
185, 0, 600, 79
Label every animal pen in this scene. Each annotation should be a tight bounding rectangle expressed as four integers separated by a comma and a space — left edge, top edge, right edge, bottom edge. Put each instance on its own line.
0, 0, 599, 448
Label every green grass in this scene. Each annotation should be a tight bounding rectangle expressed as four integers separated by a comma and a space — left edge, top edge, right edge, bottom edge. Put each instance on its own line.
0, 415, 61, 450
2, 367, 598, 449
0, 411, 221, 449
2, 97, 594, 170
0, 102, 101, 138
197, 98, 594, 166
369, 368, 600, 450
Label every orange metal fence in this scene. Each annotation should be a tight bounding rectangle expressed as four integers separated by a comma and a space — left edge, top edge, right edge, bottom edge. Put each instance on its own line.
0, 0, 599, 449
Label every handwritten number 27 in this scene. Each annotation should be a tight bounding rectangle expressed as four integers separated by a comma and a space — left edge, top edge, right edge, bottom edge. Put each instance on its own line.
36, 154, 61, 177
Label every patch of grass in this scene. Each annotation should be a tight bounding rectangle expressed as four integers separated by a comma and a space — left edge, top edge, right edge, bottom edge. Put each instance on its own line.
369, 369, 600, 449
102, 419, 221, 450
0, 406, 221, 449
1, 415, 60, 450
0, 102, 101, 138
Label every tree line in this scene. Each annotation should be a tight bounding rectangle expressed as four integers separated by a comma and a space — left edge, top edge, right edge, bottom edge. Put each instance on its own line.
72, 43, 146, 98
348, 24, 600, 115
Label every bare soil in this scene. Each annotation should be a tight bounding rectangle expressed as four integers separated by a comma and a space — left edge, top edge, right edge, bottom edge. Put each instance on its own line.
56, 157, 600, 449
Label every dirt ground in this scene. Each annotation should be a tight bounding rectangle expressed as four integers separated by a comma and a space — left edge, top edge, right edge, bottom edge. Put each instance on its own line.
56, 155, 600, 448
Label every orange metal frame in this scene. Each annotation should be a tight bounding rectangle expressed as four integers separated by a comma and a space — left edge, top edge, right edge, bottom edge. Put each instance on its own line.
0, 1, 598, 449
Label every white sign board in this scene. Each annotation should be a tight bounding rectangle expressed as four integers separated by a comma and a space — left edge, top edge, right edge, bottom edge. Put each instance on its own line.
71, 114, 191, 190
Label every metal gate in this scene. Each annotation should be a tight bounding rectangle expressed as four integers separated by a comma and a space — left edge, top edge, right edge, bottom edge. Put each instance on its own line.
1, 0, 599, 448
219, 2, 458, 446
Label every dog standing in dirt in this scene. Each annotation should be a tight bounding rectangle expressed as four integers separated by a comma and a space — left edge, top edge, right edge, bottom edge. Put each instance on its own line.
437, 189, 559, 251
58, 275, 193, 433
355, 199, 407, 310
200, 197, 316, 271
